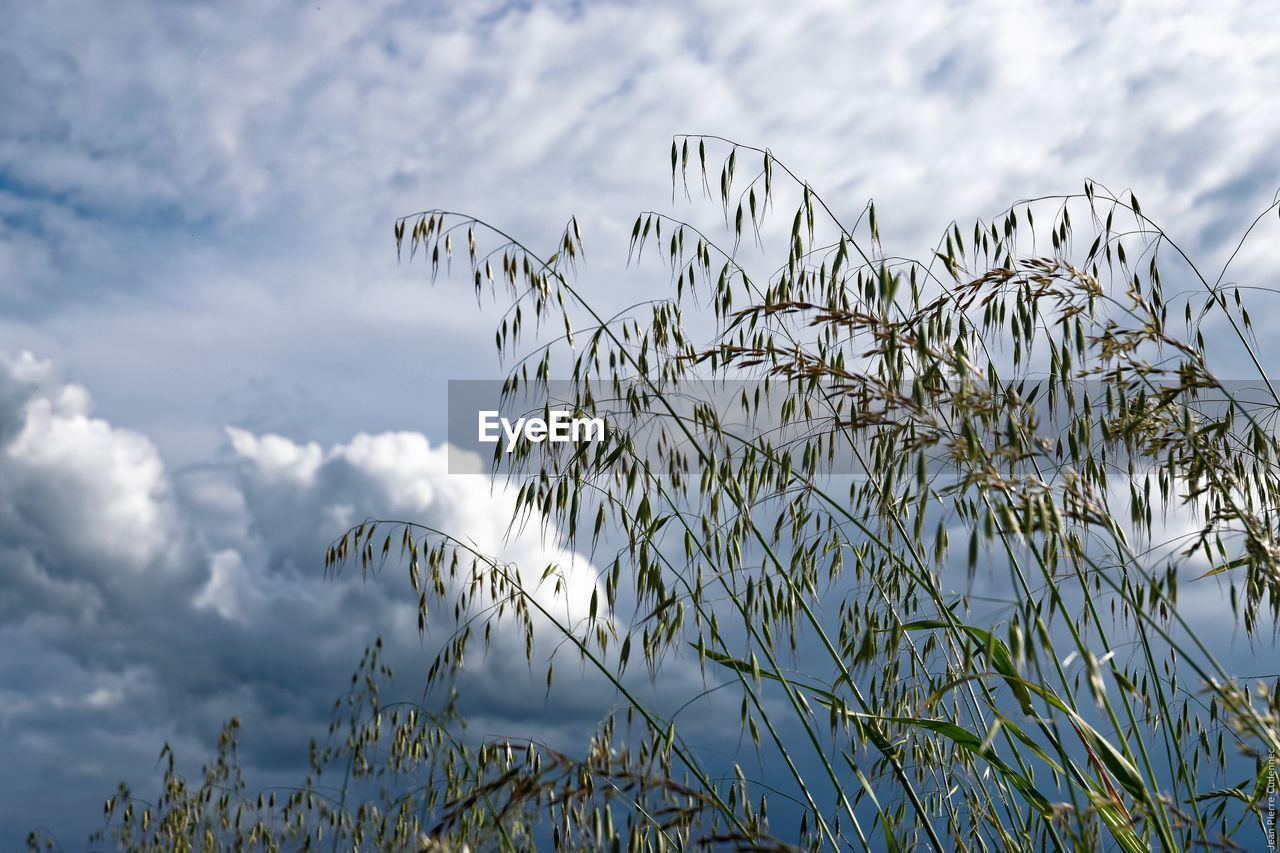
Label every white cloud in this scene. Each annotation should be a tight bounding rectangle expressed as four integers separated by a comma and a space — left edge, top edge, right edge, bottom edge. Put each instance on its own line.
0, 353, 633, 844
0, 350, 50, 384
226, 427, 324, 487
5, 383, 172, 569
191, 548, 256, 625
228, 426, 604, 628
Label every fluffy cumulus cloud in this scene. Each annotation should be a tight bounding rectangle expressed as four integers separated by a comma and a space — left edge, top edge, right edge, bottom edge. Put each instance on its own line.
0, 352, 188, 630
0, 354, 636, 848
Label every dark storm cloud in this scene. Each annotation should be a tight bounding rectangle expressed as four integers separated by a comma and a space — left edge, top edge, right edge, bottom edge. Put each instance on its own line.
0, 356, 634, 848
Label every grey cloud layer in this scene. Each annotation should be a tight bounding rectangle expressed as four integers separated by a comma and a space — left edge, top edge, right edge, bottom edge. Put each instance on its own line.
0, 354, 624, 848
5, 1, 1279, 469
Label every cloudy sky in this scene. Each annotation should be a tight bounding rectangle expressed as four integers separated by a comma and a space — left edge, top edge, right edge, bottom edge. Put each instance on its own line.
4, 0, 1280, 847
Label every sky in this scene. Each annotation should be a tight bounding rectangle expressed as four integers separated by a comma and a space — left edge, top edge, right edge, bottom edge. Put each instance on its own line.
3, 0, 1280, 848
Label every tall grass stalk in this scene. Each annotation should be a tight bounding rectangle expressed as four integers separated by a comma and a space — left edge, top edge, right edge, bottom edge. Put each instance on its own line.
66, 138, 1280, 852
